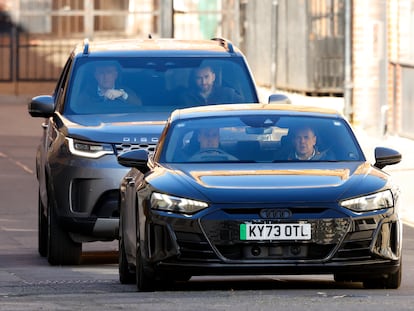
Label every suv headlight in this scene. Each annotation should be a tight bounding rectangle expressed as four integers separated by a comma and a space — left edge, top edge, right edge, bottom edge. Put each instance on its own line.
150, 192, 208, 214
340, 190, 394, 212
67, 138, 114, 158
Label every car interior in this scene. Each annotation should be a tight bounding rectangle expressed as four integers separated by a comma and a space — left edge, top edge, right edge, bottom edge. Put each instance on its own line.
66, 58, 257, 115
163, 116, 365, 163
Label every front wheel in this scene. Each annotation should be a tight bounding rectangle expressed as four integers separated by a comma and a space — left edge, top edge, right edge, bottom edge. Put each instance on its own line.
363, 263, 402, 289
38, 191, 48, 257
135, 240, 156, 292
47, 202, 82, 265
384, 264, 402, 289
119, 237, 135, 284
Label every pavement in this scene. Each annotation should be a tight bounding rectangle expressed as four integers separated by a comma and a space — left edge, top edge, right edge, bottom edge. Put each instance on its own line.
2, 91, 413, 227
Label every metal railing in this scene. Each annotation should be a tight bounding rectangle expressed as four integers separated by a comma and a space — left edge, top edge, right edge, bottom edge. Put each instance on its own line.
0, 0, 235, 82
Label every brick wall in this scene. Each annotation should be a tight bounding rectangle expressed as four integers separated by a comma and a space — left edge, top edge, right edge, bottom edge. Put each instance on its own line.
352, 0, 387, 135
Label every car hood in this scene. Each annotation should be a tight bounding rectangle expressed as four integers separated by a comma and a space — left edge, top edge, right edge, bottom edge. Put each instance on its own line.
59, 112, 170, 143
152, 162, 390, 203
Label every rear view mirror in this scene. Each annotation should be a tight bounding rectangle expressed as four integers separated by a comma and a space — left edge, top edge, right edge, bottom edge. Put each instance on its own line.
245, 127, 272, 135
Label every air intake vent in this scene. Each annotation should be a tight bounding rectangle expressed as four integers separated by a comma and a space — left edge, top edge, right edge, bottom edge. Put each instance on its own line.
115, 143, 156, 155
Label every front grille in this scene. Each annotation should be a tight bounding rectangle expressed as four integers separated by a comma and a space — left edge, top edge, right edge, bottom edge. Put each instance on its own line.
332, 230, 375, 260
115, 143, 156, 155
202, 219, 350, 244
175, 231, 217, 261
199, 218, 350, 261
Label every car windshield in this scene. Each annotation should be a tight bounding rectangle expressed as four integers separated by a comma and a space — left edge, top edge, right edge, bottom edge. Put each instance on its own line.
159, 115, 365, 163
64, 57, 257, 115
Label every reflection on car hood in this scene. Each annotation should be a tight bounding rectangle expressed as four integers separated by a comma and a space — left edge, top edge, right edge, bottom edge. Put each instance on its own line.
61, 112, 170, 143
157, 162, 388, 203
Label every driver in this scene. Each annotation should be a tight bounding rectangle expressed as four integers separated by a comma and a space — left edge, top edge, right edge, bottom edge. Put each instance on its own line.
198, 128, 220, 149
189, 128, 238, 161
79, 62, 142, 106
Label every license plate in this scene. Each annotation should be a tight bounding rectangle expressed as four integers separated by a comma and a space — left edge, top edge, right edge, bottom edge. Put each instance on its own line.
240, 223, 311, 241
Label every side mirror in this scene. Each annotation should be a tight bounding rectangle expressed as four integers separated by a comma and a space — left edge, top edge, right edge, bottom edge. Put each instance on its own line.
117, 149, 149, 173
28, 95, 55, 118
374, 147, 401, 169
268, 94, 291, 104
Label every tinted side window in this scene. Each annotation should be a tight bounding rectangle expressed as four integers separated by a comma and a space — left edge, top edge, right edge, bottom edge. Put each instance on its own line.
55, 57, 73, 113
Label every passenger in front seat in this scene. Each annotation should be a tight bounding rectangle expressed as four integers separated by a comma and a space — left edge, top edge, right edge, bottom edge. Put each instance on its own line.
180, 64, 244, 106
287, 126, 330, 161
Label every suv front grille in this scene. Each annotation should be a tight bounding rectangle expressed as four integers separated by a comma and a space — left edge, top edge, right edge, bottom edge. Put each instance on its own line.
115, 143, 157, 155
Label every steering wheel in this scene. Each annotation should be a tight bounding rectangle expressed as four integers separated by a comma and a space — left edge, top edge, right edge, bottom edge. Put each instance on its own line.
195, 148, 229, 156
190, 148, 237, 161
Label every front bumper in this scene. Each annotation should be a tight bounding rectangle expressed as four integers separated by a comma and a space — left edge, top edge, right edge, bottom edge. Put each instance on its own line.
141, 205, 402, 277
59, 215, 119, 240
49, 152, 128, 241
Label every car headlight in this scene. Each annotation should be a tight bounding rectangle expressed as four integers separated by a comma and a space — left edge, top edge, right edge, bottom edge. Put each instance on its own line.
340, 190, 394, 212
67, 138, 114, 158
150, 192, 208, 214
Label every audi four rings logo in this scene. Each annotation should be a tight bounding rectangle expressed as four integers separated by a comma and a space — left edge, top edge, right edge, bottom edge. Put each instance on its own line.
259, 209, 292, 219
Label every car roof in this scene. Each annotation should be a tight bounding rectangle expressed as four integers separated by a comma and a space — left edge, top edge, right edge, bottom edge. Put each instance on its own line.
72, 38, 243, 58
169, 103, 344, 122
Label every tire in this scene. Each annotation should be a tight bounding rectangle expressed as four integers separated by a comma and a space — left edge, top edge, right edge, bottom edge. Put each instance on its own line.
384, 263, 402, 289
47, 202, 82, 265
135, 237, 156, 291
363, 264, 402, 289
38, 191, 48, 257
119, 237, 135, 284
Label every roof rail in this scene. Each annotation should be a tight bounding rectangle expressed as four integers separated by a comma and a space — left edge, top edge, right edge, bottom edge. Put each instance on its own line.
211, 37, 234, 54
82, 38, 89, 55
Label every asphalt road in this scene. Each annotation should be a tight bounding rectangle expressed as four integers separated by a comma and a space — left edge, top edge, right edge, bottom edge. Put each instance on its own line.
1, 95, 414, 310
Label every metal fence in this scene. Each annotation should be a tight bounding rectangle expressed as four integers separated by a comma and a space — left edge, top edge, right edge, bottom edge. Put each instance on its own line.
173, 0, 239, 43
0, 0, 239, 82
0, 0, 166, 81
1, 0, 345, 94
0, 32, 12, 82
241, 0, 345, 95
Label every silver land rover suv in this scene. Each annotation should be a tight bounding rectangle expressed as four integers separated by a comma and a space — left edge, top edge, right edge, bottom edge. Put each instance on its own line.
28, 37, 262, 265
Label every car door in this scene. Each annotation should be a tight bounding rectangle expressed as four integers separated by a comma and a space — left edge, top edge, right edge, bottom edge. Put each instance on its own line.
38, 57, 73, 209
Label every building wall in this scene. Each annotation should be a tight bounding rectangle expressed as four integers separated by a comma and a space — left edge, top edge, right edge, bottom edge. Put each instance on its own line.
386, 0, 414, 138
352, 0, 387, 135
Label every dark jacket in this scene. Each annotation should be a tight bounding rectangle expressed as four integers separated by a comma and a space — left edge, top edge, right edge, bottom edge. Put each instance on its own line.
287, 148, 335, 161
179, 85, 244, 106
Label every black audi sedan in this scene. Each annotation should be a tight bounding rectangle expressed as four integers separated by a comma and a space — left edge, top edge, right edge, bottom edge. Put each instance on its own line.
117, 103, 402, 291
